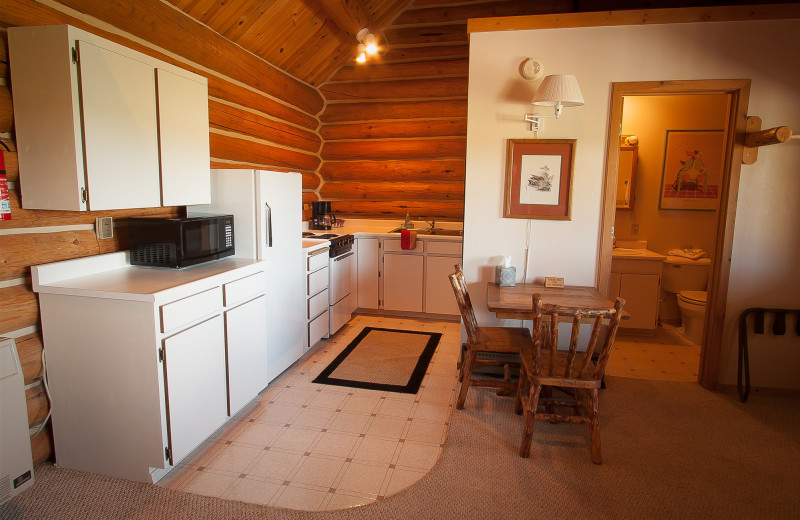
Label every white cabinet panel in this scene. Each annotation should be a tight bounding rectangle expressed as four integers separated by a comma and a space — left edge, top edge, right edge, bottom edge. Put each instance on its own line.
224, 271, 266, 306
162, 316, 227, 465
308, 267, 329, 296
357, 238, 379, 309
78, 40, 161, 210
383, 253, 424, 312
157, 68, 211, 206
225, 296, 268, 416
309, 310, 329, 348
425, 255, 460, 315
160, 287, 222, 333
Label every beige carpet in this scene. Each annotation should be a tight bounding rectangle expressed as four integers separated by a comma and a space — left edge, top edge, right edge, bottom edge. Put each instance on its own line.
3, 377, 799, 519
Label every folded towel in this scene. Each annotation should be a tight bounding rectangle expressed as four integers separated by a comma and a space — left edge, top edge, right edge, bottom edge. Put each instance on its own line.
401, 229, 417, 250
668, 248, 707, 260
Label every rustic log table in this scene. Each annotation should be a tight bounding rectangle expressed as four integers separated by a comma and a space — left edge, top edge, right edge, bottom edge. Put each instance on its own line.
486, 282, 624, 321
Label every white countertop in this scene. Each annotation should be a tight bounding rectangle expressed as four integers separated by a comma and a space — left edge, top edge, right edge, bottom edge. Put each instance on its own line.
612, 248, 665, 261
307, 219, 463, 240
32, 252, 266, 302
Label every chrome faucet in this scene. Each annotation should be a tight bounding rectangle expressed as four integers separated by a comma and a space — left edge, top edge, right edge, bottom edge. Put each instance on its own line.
422, 218, 436, 230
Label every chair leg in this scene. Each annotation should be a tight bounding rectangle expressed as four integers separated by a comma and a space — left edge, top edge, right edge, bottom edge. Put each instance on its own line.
519, 384, 542, 458
515, 363, 529, 415
588, 388, 602, 464
456, 349, 477, 410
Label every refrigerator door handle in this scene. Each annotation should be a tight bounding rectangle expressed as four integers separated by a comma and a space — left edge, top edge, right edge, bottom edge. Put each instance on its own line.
265, 203, 273, 247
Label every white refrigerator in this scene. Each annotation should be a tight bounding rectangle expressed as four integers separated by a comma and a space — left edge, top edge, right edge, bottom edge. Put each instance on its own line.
189, 169, 304, 383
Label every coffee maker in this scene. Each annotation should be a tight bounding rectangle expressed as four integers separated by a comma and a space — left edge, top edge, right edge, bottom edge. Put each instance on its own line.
311, 201, 334, 230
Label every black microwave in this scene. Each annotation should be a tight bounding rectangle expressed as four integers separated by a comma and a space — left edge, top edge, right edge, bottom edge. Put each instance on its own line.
128, 215, 235, 268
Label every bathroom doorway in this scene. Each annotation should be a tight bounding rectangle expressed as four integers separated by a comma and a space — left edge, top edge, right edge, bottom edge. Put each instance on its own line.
597, 79, 751, 390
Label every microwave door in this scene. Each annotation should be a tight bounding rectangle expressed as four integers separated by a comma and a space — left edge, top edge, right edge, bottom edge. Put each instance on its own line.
264, 202, 273, 248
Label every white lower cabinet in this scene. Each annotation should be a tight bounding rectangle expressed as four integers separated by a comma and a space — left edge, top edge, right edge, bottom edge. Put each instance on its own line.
225, 295, 268, 416
31, 254, 268, 483
305, 246, 330, 349
356, 238, 379, 309
425, 255, 461, 315
610, 258, 663, 330
162, 315, 227, 465
383, 253, 424, 312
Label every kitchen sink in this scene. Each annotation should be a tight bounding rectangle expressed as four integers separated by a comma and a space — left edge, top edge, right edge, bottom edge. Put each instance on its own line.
389, 228, 463, 236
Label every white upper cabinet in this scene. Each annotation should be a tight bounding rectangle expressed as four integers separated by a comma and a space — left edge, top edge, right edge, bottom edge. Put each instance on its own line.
156, 68, 211, 206
8, 25, 210, 211
77, 40, 161, 210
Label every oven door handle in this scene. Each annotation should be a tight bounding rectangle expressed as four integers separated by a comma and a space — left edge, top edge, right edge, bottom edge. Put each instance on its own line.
333, 251, 354, 262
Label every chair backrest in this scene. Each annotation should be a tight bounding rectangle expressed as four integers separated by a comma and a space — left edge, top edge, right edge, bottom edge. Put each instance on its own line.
449, 264, 480, 344
531, 293, 625, 381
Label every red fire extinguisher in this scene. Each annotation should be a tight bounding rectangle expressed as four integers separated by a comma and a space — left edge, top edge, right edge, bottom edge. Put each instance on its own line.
0, 148, 10, 221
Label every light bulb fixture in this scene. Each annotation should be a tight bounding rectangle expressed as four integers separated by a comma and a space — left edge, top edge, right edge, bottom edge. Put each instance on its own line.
356, 28, 378, 62
524, 74, 585, 131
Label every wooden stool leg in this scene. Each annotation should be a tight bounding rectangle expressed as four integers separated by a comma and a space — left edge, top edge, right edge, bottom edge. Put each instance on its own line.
588, 388, 602, 464
519, 384, 542, 458
456, 349, 477, 409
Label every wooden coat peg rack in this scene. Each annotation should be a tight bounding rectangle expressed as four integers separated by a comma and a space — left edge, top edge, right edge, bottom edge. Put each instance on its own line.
742, 116, 797, 164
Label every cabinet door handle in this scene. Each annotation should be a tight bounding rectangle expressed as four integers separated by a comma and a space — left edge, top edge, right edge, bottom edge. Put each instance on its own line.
264, 203, 273, 248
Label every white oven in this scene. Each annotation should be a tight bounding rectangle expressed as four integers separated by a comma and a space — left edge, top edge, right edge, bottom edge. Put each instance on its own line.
329, 249, 354, 334
302, 232, 355, 335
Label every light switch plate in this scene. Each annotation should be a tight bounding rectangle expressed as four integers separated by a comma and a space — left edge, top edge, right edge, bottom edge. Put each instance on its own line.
95, 217, 113, 239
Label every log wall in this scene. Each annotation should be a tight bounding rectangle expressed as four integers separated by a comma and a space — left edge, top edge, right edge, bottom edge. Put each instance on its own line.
0, 0, 323, 465
314, 0, 572, 222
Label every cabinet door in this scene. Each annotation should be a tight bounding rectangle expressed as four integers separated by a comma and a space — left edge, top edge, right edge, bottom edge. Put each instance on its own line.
425, 255, 460, 315
383, 253, 424, 312
225, 296, 268, 416
357, 238, 379, 309
619, 273, 660, 329
162, 315, 227, 465
78, 40, 161, 210
156, 69, 211, 206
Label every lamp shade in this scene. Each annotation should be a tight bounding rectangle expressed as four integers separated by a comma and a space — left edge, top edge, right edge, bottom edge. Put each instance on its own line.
532, 74, 584, 107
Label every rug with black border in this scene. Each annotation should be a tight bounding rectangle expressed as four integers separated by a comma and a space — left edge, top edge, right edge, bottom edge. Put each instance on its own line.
312, 327, 442, 394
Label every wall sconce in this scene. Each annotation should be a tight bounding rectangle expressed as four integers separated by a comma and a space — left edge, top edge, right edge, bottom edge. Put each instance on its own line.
356, 28, 377, 63
524, 74, 585, 131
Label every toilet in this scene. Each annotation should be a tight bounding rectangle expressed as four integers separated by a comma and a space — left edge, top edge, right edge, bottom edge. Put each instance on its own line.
661, 256, 711, 344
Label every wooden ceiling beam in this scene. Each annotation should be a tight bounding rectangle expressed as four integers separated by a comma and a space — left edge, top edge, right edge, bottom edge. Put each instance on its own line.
313, 0, 375, 40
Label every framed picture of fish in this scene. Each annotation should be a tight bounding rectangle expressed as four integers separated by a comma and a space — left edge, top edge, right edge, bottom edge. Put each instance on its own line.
659, 129, 725, 211
504, 139, 575, 220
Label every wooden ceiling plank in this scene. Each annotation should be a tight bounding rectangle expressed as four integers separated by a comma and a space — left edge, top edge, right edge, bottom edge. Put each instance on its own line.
51, 0, 324, 114
394, 0, 570, 26
315, 0, 374, 39
383, 23, 467, 45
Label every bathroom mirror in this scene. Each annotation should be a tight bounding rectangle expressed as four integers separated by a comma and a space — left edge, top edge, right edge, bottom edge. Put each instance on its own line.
616, 138, 638, 210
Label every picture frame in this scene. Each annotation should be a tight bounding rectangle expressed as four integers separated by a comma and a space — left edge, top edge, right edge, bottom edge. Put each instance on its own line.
504, 139, 575, 220
659, 129, 725, 211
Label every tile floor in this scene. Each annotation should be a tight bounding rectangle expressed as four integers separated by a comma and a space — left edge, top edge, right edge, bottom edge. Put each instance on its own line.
159, 316, 700, 512
606, 323, 701, 382
158, 315, 463, 512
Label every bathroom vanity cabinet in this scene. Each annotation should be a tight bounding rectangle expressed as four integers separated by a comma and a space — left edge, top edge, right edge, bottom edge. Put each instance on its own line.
610, 251, 665, 330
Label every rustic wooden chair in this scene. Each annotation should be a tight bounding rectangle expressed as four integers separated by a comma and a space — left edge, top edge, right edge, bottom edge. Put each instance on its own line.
516, 293, 625, 464
449, 264, 531, 409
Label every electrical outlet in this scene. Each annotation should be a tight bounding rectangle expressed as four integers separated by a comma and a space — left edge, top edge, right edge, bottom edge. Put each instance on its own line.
631, 223, 639, 235
95, 217, 113, 239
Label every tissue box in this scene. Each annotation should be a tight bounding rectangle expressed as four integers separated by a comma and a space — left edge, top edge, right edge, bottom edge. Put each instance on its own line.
495, 266, 516, 287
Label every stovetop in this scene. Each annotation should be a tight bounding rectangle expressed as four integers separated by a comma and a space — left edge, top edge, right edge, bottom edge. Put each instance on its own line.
302, 231, 354, 257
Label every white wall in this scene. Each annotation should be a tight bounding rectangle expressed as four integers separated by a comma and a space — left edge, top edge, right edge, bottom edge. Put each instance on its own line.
464, 19, 800, 388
